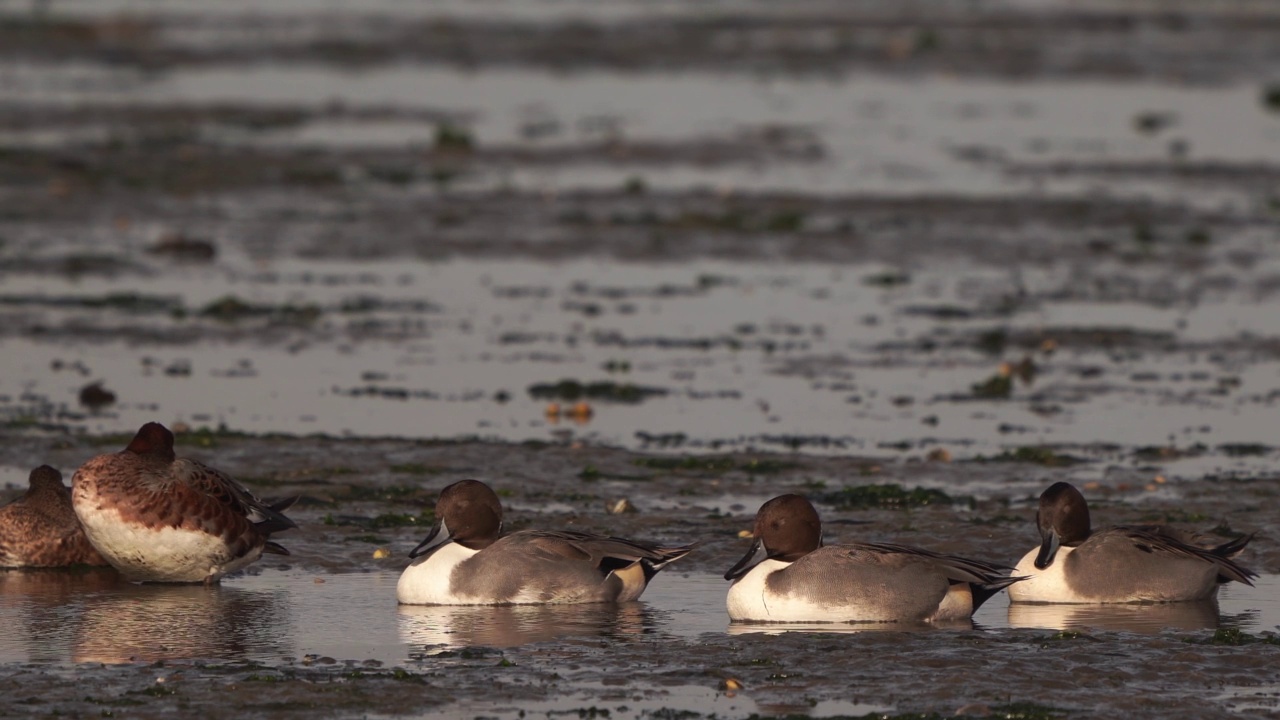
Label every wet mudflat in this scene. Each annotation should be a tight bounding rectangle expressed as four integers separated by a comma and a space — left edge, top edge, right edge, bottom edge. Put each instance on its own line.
5, 0, 1280, 717
3, 436, 1280, 719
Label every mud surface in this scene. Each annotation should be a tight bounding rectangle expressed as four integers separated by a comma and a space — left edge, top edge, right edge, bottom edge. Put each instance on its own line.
4, 0, 1280, 718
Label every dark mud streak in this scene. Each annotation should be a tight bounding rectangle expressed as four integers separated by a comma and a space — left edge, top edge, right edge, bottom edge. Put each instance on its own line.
8, 8, 1280, 82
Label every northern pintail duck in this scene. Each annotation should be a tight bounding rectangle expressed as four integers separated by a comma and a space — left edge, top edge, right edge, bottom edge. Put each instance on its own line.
1008, 481, 1255, 603
397, 479, 692, 605
725, 494, 1020, 623
71, 422, 297, 583
0, 465, 108, 568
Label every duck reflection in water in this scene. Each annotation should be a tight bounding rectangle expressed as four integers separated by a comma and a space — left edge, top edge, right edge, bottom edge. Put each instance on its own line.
0, 567, 121, 663
725, 617, 976, 636
74, 583, 290, 663
398, 601, 653, 649
0, 570, 289, 663
1007, 599, 1222, 634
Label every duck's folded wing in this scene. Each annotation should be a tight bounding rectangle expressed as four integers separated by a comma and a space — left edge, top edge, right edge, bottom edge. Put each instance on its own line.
854, 541, 1016, 586
172, 459, 297, 534
1113, 526, 1256, 585
521, 530, 692, 571
1131, 524, 1252, 558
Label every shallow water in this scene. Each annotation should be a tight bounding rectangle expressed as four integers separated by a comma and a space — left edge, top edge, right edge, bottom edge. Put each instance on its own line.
7, 254, 1280, 465
4, 61, 1276, 204
2, 569, 1276, 667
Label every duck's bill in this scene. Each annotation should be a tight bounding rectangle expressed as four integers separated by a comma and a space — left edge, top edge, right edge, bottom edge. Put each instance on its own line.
409, 518, 452, 558
724, 538, 768, 581
1034, 529, 1061, 570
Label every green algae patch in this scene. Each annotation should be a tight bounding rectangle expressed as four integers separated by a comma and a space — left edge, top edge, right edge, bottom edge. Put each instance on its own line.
1218, 443, 1271, 457
973, 447, 1082, 467
528, 379, 667, 403
633, 456, 796, 475
971, 373, 1013, 399
634, 456, 736, 473
813, 483, 953, 510
199, 295, 322, 324
0, 292, 180, 314
864, 271, 911, 288
1188, 628, 1280, 646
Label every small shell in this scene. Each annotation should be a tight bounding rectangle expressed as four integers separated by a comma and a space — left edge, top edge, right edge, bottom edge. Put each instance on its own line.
606, 498, 636, 515
737, 530, 754, 539
372, 548, 391, 559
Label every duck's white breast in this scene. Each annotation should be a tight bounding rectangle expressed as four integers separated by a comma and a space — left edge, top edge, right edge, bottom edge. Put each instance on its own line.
727, 559, 834, 622
1008, 545, 1089, 603
396, 542, 480, 605
75, 505, 247, 582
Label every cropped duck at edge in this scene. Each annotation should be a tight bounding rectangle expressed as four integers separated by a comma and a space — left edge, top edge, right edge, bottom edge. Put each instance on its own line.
0, 465, 108, 568
397, 479, 692, 605
725, 494, 1022, 623
1009, 481, 1255, 604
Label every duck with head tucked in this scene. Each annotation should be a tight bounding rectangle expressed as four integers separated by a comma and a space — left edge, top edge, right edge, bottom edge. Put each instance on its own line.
1009, 481, 1255, 603
0, 465, 108, 568
725, 494, 1021, 623
397, 479, 692, 605
71, 422, 297, 584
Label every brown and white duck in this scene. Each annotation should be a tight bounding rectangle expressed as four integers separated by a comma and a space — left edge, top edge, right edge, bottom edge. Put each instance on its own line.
725, 494, 1021, 623
71, 422, 296, 583
397, 479, 692, 605
0, 465, 108, 568
1009, 482, 1255, 603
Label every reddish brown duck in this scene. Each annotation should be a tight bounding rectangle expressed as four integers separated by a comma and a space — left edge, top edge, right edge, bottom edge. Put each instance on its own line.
72, 422, 296, 583
0, 465, 108, 568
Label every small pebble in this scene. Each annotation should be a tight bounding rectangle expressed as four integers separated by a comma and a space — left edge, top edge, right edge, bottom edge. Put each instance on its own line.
570, 401, 594, 423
